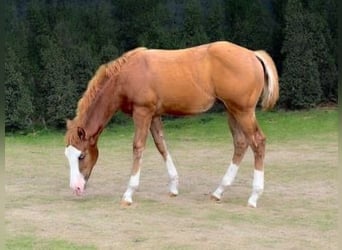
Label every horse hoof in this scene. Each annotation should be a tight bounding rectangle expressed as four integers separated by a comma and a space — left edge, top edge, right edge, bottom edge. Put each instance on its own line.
210, 194, 221, 203
247, 203, 257, 208
169, 192, 178, 197
120, 200, 132, 207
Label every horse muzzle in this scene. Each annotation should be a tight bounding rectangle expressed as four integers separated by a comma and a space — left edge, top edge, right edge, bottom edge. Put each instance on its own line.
70, 176, 87, 196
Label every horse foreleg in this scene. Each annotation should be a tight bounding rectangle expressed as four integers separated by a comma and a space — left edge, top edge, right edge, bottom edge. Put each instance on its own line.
212, 114, 248, 201
121, 108, 152, 206
150, 116, 179, 196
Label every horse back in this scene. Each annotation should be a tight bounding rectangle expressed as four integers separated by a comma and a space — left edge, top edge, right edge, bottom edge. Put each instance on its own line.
118, 42, 264, 115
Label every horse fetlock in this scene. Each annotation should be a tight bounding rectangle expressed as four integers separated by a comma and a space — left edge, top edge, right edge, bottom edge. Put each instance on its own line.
222, 163, 239, 187
210, 192, 222, 202
120, 197, 133, 207
122, 191, 134, 204
247, 188, 263, 208
169, 178, 179, 196
122, 184, 139, 205
211, 187, 224, 201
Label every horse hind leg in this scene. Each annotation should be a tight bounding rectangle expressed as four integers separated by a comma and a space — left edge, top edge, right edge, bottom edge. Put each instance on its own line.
211, 113, 249, 201
247, 123, 266, 208
150, 116, 179, 196
235, 112, 266, 208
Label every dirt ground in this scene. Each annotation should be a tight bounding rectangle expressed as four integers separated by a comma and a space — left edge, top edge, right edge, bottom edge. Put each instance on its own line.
5, 133, 338, 249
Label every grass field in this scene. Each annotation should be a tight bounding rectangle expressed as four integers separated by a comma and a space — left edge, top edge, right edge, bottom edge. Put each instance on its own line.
5, 109, 338, 249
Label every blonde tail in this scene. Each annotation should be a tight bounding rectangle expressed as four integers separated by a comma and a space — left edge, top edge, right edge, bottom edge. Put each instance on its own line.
254, 50, 279, 110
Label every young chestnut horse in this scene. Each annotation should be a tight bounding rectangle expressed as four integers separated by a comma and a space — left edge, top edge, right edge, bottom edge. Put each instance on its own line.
64, 41, 278, 208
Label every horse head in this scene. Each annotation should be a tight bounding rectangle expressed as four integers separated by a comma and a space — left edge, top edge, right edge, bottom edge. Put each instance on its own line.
64, 120, 101, 195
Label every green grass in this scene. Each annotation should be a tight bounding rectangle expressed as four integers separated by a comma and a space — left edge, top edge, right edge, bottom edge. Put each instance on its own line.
103, 108, 337, 143
6, 236, 96, 250
258, 108, 337, 143
6, 108, 337, 145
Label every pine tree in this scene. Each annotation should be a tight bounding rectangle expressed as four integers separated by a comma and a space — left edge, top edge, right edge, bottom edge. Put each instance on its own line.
182, 0, 208, 47
67, 43, 99, 101
137, 2, 171, 49
5, 47, 33, 131
115, 0, 168, 50
206, 0, 226, 42
307, 0, 337, 102
280, 0, 322, 109
26, 0, 53, 125
225, 0, 274, 50
41, 39, 77, 127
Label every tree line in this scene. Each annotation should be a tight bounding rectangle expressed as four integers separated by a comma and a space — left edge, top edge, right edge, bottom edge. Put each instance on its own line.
5, 0, 338, 131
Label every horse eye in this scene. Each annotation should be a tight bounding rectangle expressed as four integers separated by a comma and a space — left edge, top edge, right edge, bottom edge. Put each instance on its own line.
79, 153, 86, 160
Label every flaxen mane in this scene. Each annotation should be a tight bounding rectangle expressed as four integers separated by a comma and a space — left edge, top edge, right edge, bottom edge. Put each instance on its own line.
75, 47, 147, 123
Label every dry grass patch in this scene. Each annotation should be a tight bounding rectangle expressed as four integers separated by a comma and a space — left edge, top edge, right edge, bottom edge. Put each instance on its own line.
5, 110, 338, 249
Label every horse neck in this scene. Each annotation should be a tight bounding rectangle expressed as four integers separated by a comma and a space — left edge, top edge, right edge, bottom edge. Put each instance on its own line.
81, 79, 121, 137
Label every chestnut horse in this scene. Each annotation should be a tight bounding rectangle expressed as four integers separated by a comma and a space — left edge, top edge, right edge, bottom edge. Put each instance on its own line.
64, 41, 278, 208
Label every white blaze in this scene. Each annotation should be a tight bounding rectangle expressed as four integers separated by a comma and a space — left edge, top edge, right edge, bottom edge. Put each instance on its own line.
65, 145, 86, 194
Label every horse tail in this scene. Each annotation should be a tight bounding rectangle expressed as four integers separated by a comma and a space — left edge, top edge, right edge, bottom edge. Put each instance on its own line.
254, 50, 279, 110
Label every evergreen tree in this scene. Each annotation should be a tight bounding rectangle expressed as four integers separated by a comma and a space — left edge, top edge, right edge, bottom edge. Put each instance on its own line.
99, 42, 119, 64
26, 0, 53, 125
162, 0, 186, 49
137, 2, 171, 49
4, 0, 338, 131
307, 0, 337, 102
41, 39, 77, 127
280, 0, 322, 109
270, 0, 287, 73
206, 0, 226, 42
5, 47, 33, 131
115, 0, 167, 50
67, 43, 99, 101
79, 0, 118, 53
182, 0, 208, 47
225, 0, 274, 50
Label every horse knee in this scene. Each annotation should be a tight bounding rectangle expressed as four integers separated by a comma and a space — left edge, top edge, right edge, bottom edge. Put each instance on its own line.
251, 131, 266, 149
236, 139, 248, 150
234, 134, 248, 150
257, 132, 266, 144
133, 145, 143, 153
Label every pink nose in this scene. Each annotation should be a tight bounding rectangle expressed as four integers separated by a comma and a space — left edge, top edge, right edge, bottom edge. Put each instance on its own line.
73, 186, 84, 196
70, 178, 86, 196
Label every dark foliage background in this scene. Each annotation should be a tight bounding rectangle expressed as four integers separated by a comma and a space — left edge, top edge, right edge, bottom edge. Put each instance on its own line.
4, 0, 338, 131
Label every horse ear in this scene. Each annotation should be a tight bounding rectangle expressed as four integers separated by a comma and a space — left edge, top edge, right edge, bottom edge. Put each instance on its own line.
77, 127, 86, 141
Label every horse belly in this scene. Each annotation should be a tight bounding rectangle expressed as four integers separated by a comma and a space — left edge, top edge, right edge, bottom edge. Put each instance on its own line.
156, 82, 215, 115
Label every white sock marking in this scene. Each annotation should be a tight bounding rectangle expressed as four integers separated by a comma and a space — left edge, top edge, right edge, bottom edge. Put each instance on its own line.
166, 153, 179, 195
122, 170, 141, 204
212, 162, 239, 200
248, 170, 264, 208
